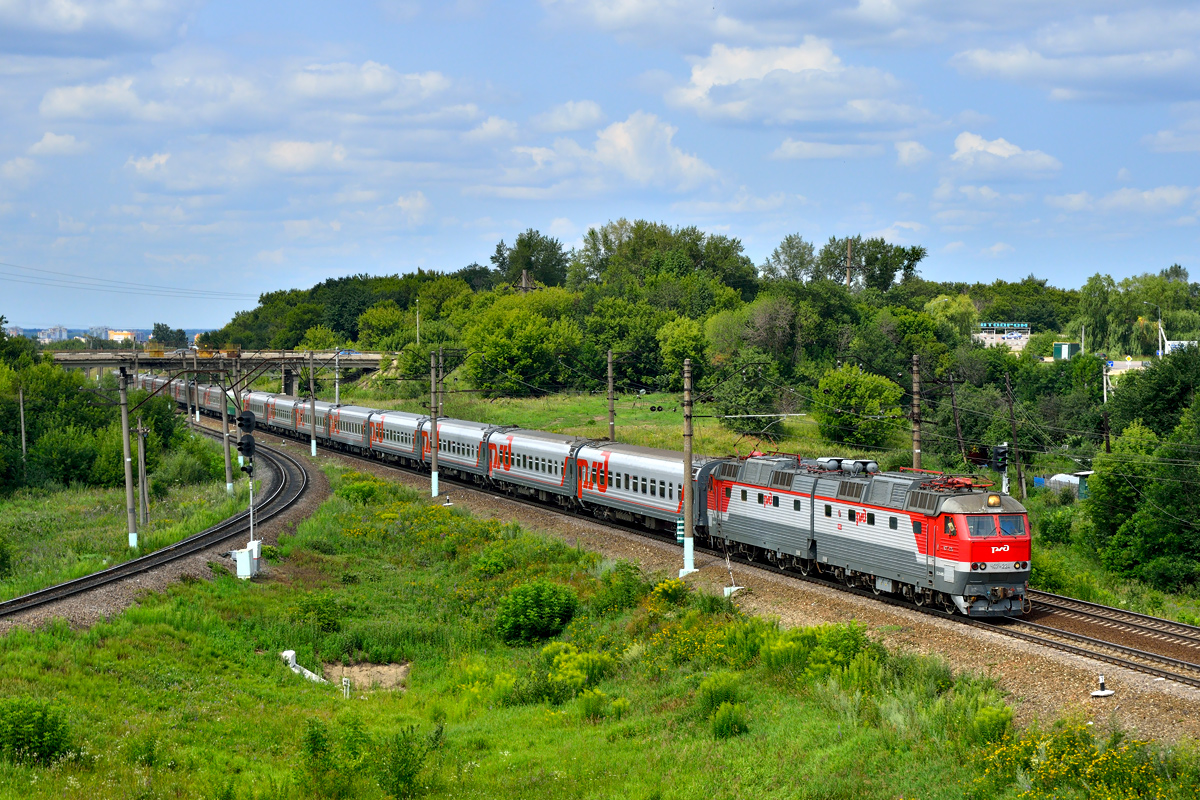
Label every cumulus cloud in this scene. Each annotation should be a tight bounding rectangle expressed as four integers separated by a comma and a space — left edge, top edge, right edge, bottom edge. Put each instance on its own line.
532, 100, 605, 132
672, 186, 788, 214
264, 141, 347, 172
462, 116, 518, 142
895, 140, 930, 165
288, 61, 450, 105
664, 40, 926, 125
28, 131, 87, 155
41, 76, 165, 120
771, 139, 882, 159
1045, 186, 1195, 213
473, 111, 716, 198
125, 152, 169, 175
986, 242, 1013, 256
0, 0, 200, 52
394, 191, 429, 224
950, 132, 1061, 178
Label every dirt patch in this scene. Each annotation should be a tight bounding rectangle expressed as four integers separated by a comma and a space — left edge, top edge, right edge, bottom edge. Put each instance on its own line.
325, 661, 410, 691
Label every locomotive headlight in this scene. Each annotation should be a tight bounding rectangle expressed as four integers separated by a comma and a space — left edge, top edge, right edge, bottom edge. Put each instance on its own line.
987, 494, 1001, 507
1014, 562, 1021, 570
979, 563, 987, 571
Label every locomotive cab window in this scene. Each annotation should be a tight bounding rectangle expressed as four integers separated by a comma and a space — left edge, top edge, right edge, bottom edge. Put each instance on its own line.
945, 517, 957, 537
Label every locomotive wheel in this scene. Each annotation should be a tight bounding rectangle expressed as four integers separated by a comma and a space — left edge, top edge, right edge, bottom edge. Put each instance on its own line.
871, 579, 883, 596
913, 590, 929, 607
798, 560, 812, 577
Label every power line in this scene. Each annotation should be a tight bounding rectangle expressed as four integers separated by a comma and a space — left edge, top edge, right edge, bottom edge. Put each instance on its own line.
0, 260, 258, 301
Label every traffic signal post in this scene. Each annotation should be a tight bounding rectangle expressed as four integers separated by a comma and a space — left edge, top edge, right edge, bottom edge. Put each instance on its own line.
236, 411, 257, 542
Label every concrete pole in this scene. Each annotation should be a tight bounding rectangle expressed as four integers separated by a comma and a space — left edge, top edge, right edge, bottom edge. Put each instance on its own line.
192, 354, 200, 423
608, 349, 615, 441
18, 385, 26, 476
430, 351, 439, 497
309, 353, 317, 458
137, 416, 147, 526
334, 351, 340, 405
438, 346, 444, 417
220, 367, 234, 494
680, 358, 697, 578
911, 354, 921, 470
949, 373, 966, 469
1005, 372, 1026, 500
119, 369, 138, 548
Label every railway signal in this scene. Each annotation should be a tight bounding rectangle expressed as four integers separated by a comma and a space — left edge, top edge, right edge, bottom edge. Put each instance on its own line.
237, 433, 256, 460
236, 410, 256, 434
991, 444, 1009, 472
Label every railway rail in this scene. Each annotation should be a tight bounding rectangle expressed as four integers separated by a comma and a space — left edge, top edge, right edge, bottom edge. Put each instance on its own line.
0, 433, 308, 621
207, 416, 1200, 692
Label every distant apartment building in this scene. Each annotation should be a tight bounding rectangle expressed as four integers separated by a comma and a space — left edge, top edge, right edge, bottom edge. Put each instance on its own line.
88, 325, 109, 338
972, 322, 1030, 352
38, 325, 69, 343
5, 325, 23, 338
108, 330, 135, 343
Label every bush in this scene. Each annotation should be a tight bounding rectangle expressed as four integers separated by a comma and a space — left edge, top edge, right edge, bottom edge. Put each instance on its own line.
0, 696, 71, 764
496, 581, 579, 643
377, 724, 443, 799
696, 672, 740, 717
969, 705, 1013, 745
543, 642, 616, 697
337, 481, 380, 505
153, 435, 223, 489
592, 561, 650, 614
578, 689, 609, 722
0, 536, 12, 579
1039, 507, 1074, 545
650, 578, 690, 607
27, 425, 97, 487
711, 702, 749, 739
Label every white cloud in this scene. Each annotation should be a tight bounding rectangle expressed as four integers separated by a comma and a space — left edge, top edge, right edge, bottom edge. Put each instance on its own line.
772, 139, 882, 159
462, 116, 518, 142
333, 189, 380, 204
41, 76, 165, 120
867, 220, 925, 241
264, 141, 346, 172
540, 0, 790, 48
950, 132, 1061, 178
125, 152, 169, 175
289, 61, 450, 106
532, 100, 605, 132
547, 217, 577, 238
942, 241, 965, 253
2, 157, 36, 186
986, 242, 1013, 256
394, 191, 429, 224
473, 111, 716, 198
665, 40, 925, 125
895, 140, 930, 166
1117, 167, 1132, 181
672, 187, 788, 214
1046, 186, 1195, 214
0, 0, 200, 47
256, 249, 285, 264
28, 131, 87, 155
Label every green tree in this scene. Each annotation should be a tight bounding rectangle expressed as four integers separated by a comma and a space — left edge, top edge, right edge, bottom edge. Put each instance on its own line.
505, 229, 568, 287
656, 317, 706, 391
356, 301, 408, 350
814, 364, 904, 448
706, 348, 782, 437
761, 234, 815, 283
150, 322, 187, 348
924, 294, 978, 337
1086, 420, 1158, 554
298, 325, 344, 351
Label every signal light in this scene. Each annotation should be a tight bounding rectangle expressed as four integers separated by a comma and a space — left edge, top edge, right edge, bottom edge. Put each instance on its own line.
990, 445, 1009, 472
236, 433, 256, 459
236, 410, 256, 435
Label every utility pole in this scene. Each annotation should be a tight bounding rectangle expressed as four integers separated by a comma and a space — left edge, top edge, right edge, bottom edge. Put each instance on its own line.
845, 239, 853, 290
948, 373, 967, 469
680, 357, 696, 578
18, 384, 26, 478
1004, 373, 1026, 500
192, 353, 200, 424
607, 349, 615, 441
416, 298, 420, 346
220, 370, 234, 494
308, 353, 317, 458
521, 269, 531, 293
119, 368, 138, 548
136, 416, 148, 526
1103, 409, 1112, 454
334, 350, 340, 406
430, 351, 439, 498
911, 354, 921, 470
438, 346, 444, 416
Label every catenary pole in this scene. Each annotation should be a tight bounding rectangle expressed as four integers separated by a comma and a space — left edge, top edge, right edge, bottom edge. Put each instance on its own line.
949, 373, 967, 468
221, 366, 234, 494
137, 416, 147, 526
438, 346, 444, 416
119, 368, 138, 548
308, 352, 317, 457
845, 239, 853, 289
334, 350, 340, 406
1004, 373, 1027, 500
607, 349, 615, 441
18, 384, 26, 477
430, 351, 439, 497
680, 358, 697, 577
911, 354, 921, 470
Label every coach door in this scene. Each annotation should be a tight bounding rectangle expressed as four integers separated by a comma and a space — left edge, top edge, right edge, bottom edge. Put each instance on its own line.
915, 520, 933, 587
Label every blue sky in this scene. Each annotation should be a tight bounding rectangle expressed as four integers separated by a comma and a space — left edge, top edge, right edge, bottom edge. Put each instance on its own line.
2, 1, 1199, 328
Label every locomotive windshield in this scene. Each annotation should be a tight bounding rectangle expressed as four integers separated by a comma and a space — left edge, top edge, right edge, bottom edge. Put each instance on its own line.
965, 515, 997, 538
999, 515, 1026, 536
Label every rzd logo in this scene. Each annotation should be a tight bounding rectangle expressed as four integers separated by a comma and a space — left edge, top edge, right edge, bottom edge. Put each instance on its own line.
991, 544, 1010, 554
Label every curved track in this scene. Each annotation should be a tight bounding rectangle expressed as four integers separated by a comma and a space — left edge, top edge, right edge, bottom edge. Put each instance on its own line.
200, 416, 1200, 690
0, 433, 308, 620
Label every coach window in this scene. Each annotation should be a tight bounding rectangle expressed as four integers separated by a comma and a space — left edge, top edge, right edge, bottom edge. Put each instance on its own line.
824, 504, 832, 517
650, 481, 656, 497
848, 510, 856, 522
889, 517, 898, 530
669, 483, 674, 500
772, 496, 779, 508
867, 512, 875, 525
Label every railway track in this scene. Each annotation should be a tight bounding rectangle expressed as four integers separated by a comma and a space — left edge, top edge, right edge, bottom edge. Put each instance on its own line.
197, 415, 1200, 692
0, 433, 309, 621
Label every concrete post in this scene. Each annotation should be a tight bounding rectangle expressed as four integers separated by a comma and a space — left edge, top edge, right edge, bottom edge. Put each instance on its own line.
221, 366, 234, 494
430, 351, 439, 497
608, 349, 615, 441
119, 369, 138, 548
309, 353, 317, 458
680, 358, 696, 578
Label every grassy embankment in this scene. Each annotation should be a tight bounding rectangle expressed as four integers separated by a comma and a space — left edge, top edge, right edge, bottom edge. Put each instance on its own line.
1, 466, 1197, 799
0, 436, 251, 602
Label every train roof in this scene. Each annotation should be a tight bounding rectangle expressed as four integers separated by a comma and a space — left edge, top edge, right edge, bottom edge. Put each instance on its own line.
580, 440, 717, 465
502, 428, 586, 445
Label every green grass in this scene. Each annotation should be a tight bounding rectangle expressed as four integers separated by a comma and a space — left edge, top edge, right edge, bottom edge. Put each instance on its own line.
2, 466, 1198, 799
0, 476, 251, 603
